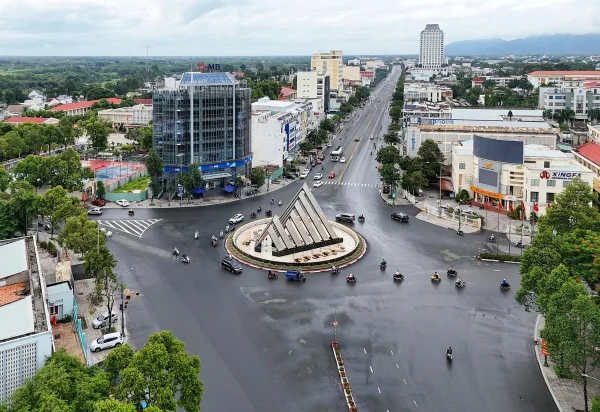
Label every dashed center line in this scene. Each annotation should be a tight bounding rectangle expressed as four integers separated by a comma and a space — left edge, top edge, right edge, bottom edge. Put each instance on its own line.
396, 364, 399, 369
369, 366, 373, 373
414, 400, 419, 408
377, 386, 381, 394
390, 350, 394, 355
364, 348, 367, 354
403, 378, 407, 385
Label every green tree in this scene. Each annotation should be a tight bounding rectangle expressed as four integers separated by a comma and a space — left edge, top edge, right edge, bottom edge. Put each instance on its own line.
40, 186, 80, 237
96, 180, 106, 198
376, 145, 401, 165
57, 116, 78, 147
401, 170, 428, 194
109, 331, 203, 412
8, 180, 39, 236
179, 164, 204, 202
298, 141, 314, 155
383, 131, 400, 146
320, 118, 335, 133
389, 105, 402, 123
58, 212, 104, 258
456, 189, 470, 202
146, 149, 164, 203
0, 130, 28, 160
126, 125, 153, 149
49, 148, 95, 192
417, 139, 444, 184
380, 164, 400, 187
0, 199, 19, 239
92, 400, 137, 412
539, 178, 600, 235
83, 246, 117, 283
250, 167, 266, 188
0, 166, 11, 192
13, 154, 50, 191
80, 118, 111, 150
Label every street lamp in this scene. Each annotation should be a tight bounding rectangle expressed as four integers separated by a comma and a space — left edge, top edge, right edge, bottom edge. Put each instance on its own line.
581, 374, 600, 382
177, 153, 185, 206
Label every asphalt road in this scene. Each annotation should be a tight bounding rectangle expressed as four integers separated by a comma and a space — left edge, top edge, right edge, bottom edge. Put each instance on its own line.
93, 69, 557, 412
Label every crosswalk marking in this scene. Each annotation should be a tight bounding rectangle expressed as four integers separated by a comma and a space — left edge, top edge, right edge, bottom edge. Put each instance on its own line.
321, 181, 377, 188
99, 219, 162, 238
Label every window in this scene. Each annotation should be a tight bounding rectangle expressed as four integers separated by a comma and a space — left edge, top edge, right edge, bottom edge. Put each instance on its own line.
543, 161, 550, 168
547, 180, 556, 187
530, 192, 539, 203
49, 305, 59, 316
563, 180, 572, 187
546, 192, 555, 203
531, 178, 540, 186
459, 162, 466, 170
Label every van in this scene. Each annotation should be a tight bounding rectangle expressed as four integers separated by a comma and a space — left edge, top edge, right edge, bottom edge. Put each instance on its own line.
300, 171, 309, 179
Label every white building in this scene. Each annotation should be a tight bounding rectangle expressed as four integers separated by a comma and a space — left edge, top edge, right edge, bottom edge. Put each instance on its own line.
419, 24, 444, 70
538, 81, 600, 121
406, 108, 556, 164
343, 65, 361, 82
251, 98, 315, 169
0, 237, 54, 403
527, 70, 600, 88
311, 50, 343, 93
47, 95, 73, 107
403, 82, 453, 103
452, 140, 594, 217
347, 59, 360, 66
98, 104, 152, 127
296, 72, 330, 112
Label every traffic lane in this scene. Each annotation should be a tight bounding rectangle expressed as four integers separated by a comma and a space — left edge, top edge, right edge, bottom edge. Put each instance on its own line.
111, 237, 293, 412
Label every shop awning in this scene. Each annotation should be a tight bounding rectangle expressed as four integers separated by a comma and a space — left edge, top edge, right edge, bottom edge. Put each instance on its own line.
440, 177, 454, 192
192, 188, 206, 195
222, 185, 237, 193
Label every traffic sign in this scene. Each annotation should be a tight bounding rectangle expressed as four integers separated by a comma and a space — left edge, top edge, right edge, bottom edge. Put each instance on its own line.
392, 192, 396, 199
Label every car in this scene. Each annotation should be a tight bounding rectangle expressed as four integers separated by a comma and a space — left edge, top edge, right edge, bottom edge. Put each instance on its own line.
92, 311, 119, 329
300, 171, 309, 179
100, 228, 113, 238
313, 181, 323, 188
328, 172, 336, 179
314, 173, 323, 180
116, 199, 129, 207
391, 212, 409, 222
90, 332, 123, 352
222, 256, 243, 274
92, 198, 106, 206
229, 214, 244, 224
317, 154, 325, 160
335, 213, 355, 223
316, 159, 322, 165
382, 185, 391, 194
354, 137, 360, 142
340, 157, 346, 163
327, 142, 332, 147
87, 207, 102, 216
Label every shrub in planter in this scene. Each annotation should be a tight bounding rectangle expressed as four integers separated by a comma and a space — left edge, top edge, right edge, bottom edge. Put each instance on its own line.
479, 253, 521, 263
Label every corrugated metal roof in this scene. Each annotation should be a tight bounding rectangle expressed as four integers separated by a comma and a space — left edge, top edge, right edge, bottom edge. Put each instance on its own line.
180, 72, 235, 86
451, 108, 545, 121
0, 295, 35, 340
0, 239, 28, 280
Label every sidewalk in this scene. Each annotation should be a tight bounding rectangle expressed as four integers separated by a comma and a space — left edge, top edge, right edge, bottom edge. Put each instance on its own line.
534, 315, 600, 412
100, 178, 298, 209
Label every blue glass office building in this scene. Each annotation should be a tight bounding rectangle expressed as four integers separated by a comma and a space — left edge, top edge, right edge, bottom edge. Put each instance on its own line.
153, 72, 252, 188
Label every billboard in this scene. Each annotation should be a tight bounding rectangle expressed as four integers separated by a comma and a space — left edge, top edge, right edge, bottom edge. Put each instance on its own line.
473, 135, 524, 165
477, 160, 501, 192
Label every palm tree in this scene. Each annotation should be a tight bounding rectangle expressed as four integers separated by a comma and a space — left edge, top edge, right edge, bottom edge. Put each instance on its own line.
588, 109, 600, 124
562, 108, 575, 126
543, 109, 553, 120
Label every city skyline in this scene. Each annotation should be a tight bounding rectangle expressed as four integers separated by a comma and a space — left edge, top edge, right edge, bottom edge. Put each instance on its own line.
0, 0, 598, 56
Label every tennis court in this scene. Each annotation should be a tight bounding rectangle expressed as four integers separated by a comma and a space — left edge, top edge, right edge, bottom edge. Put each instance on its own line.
82, 159, 146, 186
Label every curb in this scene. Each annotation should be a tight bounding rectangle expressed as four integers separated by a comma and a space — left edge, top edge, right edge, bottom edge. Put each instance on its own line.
224, 234, 368, 273
534, 315, 565, 412
332, 342, 358, 411
478, 257, 521, 264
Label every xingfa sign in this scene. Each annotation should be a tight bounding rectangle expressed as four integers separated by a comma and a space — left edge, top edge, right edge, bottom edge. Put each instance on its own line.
196, 62, 221, 73
540, 170, 582, 180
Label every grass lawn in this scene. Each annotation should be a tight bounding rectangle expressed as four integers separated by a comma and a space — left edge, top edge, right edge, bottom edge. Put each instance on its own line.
112, 176, 149, 193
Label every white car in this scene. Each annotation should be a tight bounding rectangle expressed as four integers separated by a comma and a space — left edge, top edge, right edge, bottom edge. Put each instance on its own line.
340, 157, 347, 163
313, 181, 323, 188
100, 228, 113, 238
90, 332, 123, 352
116, 199, 129, 207
229, 214, 244, 224
300, 171, 309, 179
314, 173, 323, 180
87, 207, 102, 215
92, 311, 119, 329
327, 142, 332, 147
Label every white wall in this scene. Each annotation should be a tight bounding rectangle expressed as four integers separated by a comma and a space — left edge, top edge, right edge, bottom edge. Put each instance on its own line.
251, 113, 286, 168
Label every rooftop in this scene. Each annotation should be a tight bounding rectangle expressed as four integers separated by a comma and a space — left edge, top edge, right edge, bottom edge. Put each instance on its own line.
0, 239, 28, 280
576, 142, 600, 166
419, 119, 553, 131
451, 108, 545, 121
180, 72, 236, 86
51, 98, 122, 111
3, 116, 48, 125
456, 140, 570, 160
528, 71, 600, 76
0, 282, 27, 306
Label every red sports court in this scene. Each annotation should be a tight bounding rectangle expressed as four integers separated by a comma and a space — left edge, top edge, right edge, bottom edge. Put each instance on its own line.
82, 159, 146, 186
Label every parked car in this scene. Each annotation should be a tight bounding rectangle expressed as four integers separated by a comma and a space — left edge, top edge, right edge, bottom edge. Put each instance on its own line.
87, 207, 103, 216
340, 157, 346, 163
300, 171, 309, 179
335, 213, 356, 223
391, 212, 409, 222
90, 332, 123, 352
229, 214, 244, 224
316, 159, 322, 165
313, 181, 323, 188
382, 185, 391, 194
116, 199, 130, 207
314, 173, 323, 180
92, 198, 106, 207
221, 256, 243, 274
327, 142, 332, 147
92, 311, 119, 329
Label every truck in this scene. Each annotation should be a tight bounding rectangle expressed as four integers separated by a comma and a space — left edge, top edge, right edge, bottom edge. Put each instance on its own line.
285, 270, 306, 282
331, 146, 343, 157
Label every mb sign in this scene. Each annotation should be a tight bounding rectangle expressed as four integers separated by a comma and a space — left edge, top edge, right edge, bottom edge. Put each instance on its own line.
197, 62, 221, 72
540, 170, 582, 180
411, 129, 416, 153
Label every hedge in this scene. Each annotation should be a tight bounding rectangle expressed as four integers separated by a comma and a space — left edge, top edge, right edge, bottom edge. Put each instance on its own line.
479, 253, 521, 263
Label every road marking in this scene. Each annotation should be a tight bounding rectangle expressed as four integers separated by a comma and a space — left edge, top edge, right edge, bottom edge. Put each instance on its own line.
378, 386, 381, 394
403, 378, 407, 385
369, 366, 373, 373
99, 219, 162, 238
338, 118, 371, 182
390, 350, 394, 355
396, 364, 399, 369
494, 269, 501, 272
364, 348, 367, 354
414, 400, 419, 408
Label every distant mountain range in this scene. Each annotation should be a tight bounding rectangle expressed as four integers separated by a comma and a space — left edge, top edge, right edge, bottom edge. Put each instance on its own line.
445, 34, 600, 56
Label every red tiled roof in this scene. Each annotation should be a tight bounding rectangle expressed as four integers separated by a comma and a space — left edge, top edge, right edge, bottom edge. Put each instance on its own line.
0, 282, 27, 306
473, 77, 484, 82
577, 142, 600, 166
584, 81, 600, 88
528, 71, 600, 76
51, 98, 122, 111
3, 116, 48, 125
134, 98, 152, 105
280, 87, 296, 97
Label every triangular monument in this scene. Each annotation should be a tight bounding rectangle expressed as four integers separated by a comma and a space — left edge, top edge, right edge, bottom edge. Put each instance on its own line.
255, 183, 343, 256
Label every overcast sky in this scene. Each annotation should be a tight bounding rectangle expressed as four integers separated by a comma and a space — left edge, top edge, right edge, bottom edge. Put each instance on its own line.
0, 0, 598, 56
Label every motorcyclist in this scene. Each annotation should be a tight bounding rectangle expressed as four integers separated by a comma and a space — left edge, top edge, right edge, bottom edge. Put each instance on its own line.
501, 279, 510, 287
370, 151, 372, 155
225, 225, 230, 232
448, 266, 456, 274
395, 270, 401, 276
278, 200, 282, 206
194, 230, 199, 239
173, 247, 179, 256
182, 254, 188, 261
359, 214, 364, 220
322, 165, 324, 170
257, 206, 262, 212
347, 273, 356, 281
489, 234, 495, 241
220, 231, 224, 238
271, 198, 274, 205
433, 272, 440, 279
456, 277, 463, 285
331, 264, 338, 274
447, 346, 452, 355
381, 258, 386, 266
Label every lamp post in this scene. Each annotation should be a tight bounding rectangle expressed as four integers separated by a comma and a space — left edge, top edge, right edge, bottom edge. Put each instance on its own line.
177, 153, 185, 206
119, 267, 134, 338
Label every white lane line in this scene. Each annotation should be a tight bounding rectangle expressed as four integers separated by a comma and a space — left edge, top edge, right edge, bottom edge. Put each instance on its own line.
377, 387, 381, 394
369, 366, 373, 373
390, 350, 394, 355
129, 220, 147, 231
414, 400, 419, 407
364, 348, 367, 354
494, 269, 502, 272
403, 378, 407, 385
396, 364, 399, 369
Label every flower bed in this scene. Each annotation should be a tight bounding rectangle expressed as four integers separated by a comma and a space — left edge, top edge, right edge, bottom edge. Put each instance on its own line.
479, 253, 521, 263
332, 341, 358, 411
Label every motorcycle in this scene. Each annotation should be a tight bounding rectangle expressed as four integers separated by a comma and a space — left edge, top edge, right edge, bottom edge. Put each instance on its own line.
257, 206, 262, 213
447, 268, 457, 276
515, 241, 525, 249
500, 283, 511, 290
225, 225, 230, 233
268, 271, 278, 279
181, 255, 190, 263
456, 229, 464, 235
346, 275, 357, 283
358, 215, 365, 222
194, 231, 199, 239
265, 210, 272, 217
251, 212, 257, 218
37, 220, 44, 227
219, 231, 224, 239
380, 261, 387, 269
172, 248, 179, 257
44, 223, 51, 231
331, 266, 340, 275
128, 209, 135, 216
211, 239, 217, 247
270, 199, 275, 205
488, 235, 496, 243
278, 201, 283, 206
455, 279, 466, 288
446, 352, 453, 361
393, 272, 404, 281
431, 274, 441, 282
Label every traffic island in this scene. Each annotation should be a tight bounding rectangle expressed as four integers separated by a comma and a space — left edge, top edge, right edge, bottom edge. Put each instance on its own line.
332, 341, 358, 411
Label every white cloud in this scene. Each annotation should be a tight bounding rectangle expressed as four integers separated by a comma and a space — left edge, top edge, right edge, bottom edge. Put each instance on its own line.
0, 0, 598, 55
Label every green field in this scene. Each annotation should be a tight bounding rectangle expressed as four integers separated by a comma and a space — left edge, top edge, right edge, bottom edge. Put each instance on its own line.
111, 176, 149, 193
